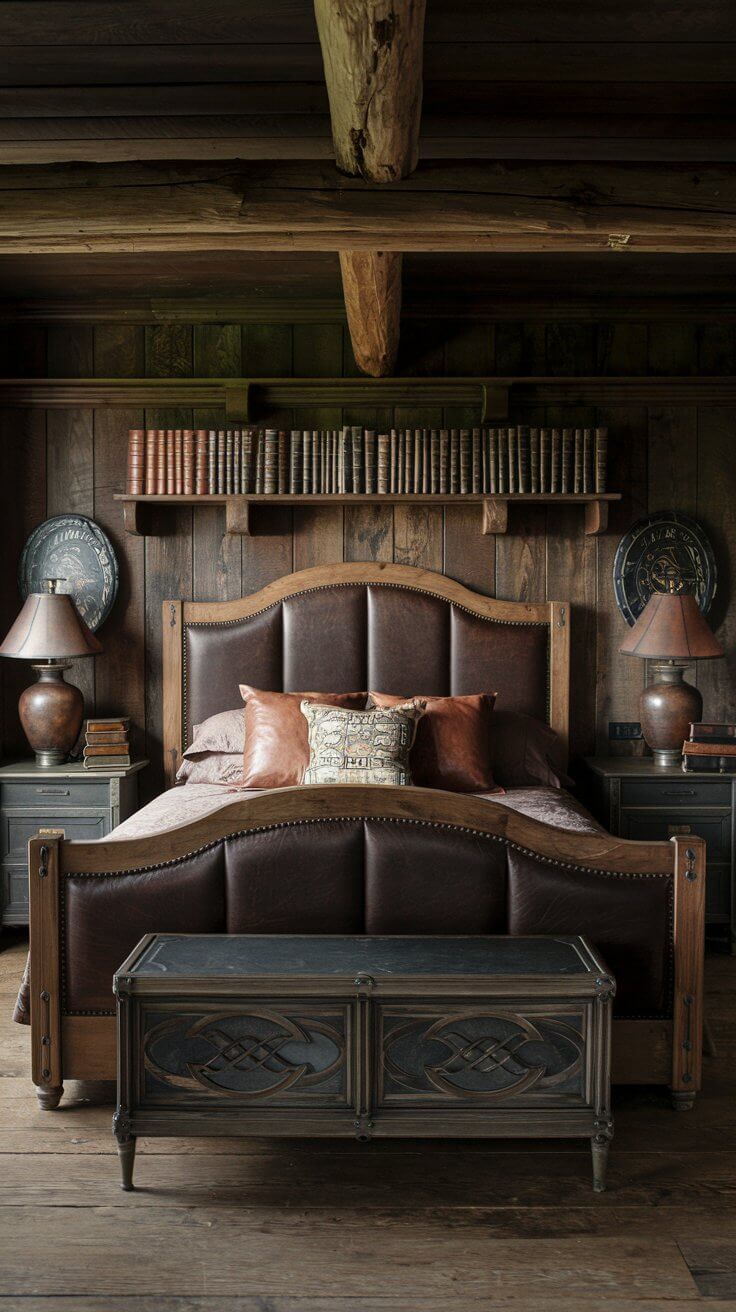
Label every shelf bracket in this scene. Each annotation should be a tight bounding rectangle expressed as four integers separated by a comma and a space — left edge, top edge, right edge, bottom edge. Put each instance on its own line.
481, 499, 508, 535
121, 500, 144, 536
584, 499, 609, 536
225, 498, 251, 536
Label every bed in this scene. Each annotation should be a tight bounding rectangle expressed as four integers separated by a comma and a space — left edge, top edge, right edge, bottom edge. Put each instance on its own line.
19, 562, 704, 1111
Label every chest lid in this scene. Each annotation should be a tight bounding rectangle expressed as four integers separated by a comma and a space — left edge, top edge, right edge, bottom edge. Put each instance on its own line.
116, 934, 613, 1000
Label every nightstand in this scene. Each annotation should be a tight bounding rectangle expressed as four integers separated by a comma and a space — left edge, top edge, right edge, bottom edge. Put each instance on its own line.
0, 759, 147, 926
585, 757, 735, 951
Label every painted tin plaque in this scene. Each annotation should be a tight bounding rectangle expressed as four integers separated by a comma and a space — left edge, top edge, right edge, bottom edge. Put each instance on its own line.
19, 515, 118, 632
613, 511, 716, 626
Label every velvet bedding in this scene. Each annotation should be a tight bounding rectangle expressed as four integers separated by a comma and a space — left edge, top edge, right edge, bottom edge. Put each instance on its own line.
108, 779, 603, 841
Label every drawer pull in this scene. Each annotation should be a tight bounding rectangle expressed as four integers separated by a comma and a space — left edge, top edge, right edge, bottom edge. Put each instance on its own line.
668, 824, 692, 836
662, 789, 696, 798
36, 787, 70, 796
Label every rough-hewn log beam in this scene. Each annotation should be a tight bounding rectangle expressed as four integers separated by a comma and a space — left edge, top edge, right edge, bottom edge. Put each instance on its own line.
314, 0, 426, 182
3, 162, 736, 254
339, 250, 401, 375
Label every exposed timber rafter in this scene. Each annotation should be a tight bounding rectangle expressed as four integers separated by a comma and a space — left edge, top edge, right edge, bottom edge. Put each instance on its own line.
339, 249, 402, 376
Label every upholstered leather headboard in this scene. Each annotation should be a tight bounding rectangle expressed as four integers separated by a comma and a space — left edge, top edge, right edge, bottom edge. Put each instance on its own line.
163, 563, 570, 786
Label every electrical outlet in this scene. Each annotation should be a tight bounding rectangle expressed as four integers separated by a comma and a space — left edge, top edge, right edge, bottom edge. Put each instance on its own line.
609, 721, 643, 741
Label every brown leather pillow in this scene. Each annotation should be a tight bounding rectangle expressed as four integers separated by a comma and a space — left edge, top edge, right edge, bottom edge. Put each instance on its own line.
367, 691, 500, 793
239, 686, 367, 788
489, 710, 573, 790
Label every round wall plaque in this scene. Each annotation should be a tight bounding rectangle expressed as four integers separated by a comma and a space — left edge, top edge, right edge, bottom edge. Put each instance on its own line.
19, 515, 119, 633
613, 511, 717, 626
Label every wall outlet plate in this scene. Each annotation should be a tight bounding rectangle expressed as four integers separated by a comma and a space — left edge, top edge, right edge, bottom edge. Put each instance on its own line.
609, 721, 643, 740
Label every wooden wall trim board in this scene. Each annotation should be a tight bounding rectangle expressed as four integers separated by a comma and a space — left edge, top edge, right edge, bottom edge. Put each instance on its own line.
1, 318, 734, 799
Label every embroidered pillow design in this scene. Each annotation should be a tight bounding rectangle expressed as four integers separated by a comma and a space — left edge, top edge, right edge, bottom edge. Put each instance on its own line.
301, 701, 423, 785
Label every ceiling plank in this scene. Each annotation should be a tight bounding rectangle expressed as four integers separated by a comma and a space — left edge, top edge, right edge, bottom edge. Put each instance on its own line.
339, 250, 401, 376
2, 161, 736, 254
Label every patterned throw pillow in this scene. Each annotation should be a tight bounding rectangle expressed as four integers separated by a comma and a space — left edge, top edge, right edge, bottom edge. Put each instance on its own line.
301, 701, 424, 785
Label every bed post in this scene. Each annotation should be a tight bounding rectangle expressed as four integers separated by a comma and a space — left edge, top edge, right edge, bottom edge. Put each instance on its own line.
163, 599, 184, 788
28, 831, 64, 1110
548, 600, 570, 759
670, 834, 706, 1111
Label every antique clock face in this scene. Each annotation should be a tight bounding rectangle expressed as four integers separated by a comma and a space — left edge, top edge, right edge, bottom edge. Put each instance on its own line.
19, 515, 119, 633
613, 512, 717, 626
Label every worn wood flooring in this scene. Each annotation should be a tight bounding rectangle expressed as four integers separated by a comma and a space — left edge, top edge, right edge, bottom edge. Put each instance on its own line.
1, 930, 736, 1310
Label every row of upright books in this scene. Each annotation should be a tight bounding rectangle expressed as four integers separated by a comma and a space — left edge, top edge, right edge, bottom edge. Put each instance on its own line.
683, 723, 736, 773
127, 425, 609, 497
82, 716, 131, 770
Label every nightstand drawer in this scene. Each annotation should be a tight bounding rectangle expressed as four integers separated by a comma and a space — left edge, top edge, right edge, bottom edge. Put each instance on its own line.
1, 780, 112, 809
1, 810, 108, 859
620, 810, 731, 861
1, 864, 29, 923
620, 779, 732, 809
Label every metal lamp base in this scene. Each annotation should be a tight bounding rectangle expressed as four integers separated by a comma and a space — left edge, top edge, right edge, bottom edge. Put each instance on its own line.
18, 662, 84, 769
639, 661, 703, 769
651, 747, 685, 769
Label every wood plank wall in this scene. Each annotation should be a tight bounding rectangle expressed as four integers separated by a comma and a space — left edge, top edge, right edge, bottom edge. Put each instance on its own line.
1, 318, 734, 800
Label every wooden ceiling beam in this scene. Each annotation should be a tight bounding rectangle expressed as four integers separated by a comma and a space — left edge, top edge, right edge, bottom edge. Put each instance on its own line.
3, 162, 736, 254
339, 250, 401, 376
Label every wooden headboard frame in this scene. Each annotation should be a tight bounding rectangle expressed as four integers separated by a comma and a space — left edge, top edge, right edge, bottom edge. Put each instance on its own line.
163, 563, 570, 787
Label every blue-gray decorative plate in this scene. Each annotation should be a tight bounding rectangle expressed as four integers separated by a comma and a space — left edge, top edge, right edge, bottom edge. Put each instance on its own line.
19, 515, 119, 632
613, 511, 716, 626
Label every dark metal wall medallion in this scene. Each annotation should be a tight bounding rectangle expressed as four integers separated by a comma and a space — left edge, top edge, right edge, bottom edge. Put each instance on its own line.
19, 515, 119, 632
613, 512, 717, 626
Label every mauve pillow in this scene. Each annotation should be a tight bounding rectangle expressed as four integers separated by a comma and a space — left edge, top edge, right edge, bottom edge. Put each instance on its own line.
183, 707, 245, 759
239, 686, 367, 789
367, 691, 500, 793
177, 753, 245, 786
489, 711, 572, 790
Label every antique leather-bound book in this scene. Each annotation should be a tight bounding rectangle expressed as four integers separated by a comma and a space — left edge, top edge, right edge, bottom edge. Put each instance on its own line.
377, 434, 389, 494
517, 426, 529, 494
145, 428, 157, 494
127, 428, 145, 495
183, 429, 194, 495
156, 430, 167, 495
595, 427, 608, 493
364, 430, 376, 494
561, 428, 573, 493
551, 428, 561, 494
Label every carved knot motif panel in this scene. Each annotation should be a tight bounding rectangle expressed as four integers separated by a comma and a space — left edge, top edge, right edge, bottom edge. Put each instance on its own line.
143, 1007, 349, 1103
379, 1008, 585, 1103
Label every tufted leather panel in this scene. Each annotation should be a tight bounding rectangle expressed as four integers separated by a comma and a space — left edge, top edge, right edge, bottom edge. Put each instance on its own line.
283, 587, 367, 691
364, 819, 507, 934
507, 849, 673, 1016
63, 846, 225, 1012
225, 820, 364, 934
450, 606, 548, 717
185, 604, 282, 744
184, 583, 552, 742
57, 820, 673, 1020
367, 587, 450, 694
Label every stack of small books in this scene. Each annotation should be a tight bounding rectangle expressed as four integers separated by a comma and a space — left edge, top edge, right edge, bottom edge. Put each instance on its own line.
83, 717, 131, 770
683, 722, 736, 773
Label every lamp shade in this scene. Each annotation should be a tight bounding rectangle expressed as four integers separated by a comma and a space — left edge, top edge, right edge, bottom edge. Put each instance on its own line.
0, 590, 102, 660
619, 591, 723, 661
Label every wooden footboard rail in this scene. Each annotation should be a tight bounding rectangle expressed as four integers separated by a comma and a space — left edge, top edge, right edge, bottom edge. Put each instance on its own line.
26, 786, 705, 1111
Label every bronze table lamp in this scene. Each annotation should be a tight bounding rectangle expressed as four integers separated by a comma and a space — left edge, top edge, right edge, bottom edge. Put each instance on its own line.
0, 578, 102, 767
620, 591, 723, 767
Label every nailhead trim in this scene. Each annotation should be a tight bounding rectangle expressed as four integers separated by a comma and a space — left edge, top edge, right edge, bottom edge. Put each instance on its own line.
61, 815, 674, 1020
181, 581, 551, 750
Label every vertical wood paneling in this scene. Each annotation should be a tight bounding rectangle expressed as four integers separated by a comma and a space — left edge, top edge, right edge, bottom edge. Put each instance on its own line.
193, 323, 242, 602
143, 325, 194, 796
696, 407, 736, 722
9, 311, 736, 783
292, 323, 344, 570
0, 406, 46, 757
93, 406, 146, 760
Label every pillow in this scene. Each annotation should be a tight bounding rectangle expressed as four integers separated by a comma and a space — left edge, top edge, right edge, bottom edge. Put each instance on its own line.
176, 753, 245, 786
367, 691, 500, 793
302, 701, 424, 785
488, 710, 573, 790
182, 707, 245, 759
239, 686, 367, 788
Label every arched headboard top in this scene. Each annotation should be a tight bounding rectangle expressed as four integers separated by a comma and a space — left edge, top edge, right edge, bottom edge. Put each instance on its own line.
163, 563, 570, 785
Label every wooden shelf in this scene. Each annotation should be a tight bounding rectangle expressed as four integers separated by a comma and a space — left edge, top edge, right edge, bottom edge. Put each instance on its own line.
115, 493, 621, 538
